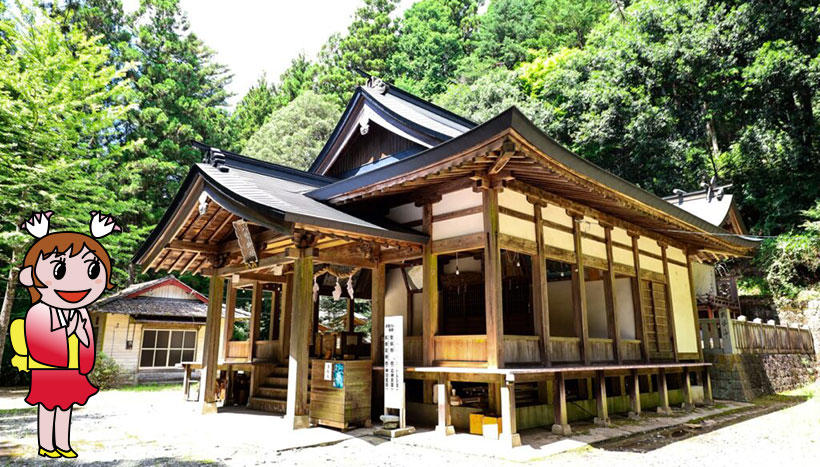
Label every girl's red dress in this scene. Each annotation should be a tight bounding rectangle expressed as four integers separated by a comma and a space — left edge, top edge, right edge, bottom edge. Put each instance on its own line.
24, 303, 98, 411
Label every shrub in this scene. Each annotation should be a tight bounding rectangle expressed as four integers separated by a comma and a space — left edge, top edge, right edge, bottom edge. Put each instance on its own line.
88, 352, 123, 390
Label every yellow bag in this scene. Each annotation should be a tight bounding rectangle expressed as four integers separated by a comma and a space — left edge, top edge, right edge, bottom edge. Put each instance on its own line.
10, 319, 29, 373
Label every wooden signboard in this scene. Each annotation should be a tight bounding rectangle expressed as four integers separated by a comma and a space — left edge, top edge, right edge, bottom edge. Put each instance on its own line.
384, 315, 404, 410
232, 219, 258, 266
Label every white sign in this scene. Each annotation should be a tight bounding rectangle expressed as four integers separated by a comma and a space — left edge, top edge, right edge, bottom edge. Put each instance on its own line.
384, 315, 404, 409
324, 361, 333, 381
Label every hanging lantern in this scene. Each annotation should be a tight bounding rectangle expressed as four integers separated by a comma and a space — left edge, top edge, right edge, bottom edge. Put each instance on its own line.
455, 252, 460, 276
347, 276, 355, 299
313, 276, 319, 302
332, 277, 342, 300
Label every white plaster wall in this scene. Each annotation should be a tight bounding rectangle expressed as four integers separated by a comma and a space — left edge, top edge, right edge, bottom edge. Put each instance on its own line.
669, 263, 698, 353
638, 237, 662, 255
432, 213, 483, 240
498, 189, 532, 214
543, 226, 574, 251
442, 255, 482, 274
613, 246, 634, 267
500, 214, 535, 241
586, 279, 608, 338
143, 284, 197, 300
387, 202, 422, 225
615, 278, 637, 339
541, 204, 573, 227
434, 188, 482, 215
640, 254, 664, 273
581, 237, 607, 260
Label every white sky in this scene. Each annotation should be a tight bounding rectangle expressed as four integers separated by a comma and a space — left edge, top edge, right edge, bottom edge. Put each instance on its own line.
124, 0, 417, 107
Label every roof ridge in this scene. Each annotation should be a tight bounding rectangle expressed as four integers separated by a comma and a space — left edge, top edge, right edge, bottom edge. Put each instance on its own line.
193, 142, 336, 185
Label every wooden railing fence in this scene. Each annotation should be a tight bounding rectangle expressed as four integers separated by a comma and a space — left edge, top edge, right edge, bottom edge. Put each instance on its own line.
700, 309, 814, 355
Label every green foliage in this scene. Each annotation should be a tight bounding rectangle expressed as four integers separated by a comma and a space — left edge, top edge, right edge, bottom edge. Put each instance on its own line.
316, 0, 400, 104
88, 352, 124, 389
278, 54, 318, 104
242, 91, 339, 170
228, 75, 279, 151
757, 201, 820, 299
390, 0, 481, 97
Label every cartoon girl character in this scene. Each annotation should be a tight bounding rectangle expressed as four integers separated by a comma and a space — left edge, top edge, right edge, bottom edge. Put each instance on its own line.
10, 211, 120, 459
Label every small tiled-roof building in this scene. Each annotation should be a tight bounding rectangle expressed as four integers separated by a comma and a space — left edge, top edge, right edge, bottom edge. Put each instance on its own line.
90, 276, 249, 383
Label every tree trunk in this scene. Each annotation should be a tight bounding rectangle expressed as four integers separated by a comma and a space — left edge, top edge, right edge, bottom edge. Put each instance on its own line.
703, 102, 720, 177
0, 249, 20, 365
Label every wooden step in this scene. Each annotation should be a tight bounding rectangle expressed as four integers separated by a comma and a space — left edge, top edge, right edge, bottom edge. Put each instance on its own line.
247, 396, 286, 413
263, 376, 288, 388
256, 386, 288, 399
270, 366, 288, 377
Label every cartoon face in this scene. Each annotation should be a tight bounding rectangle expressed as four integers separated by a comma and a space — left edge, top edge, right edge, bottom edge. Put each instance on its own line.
32, 246, 108, 309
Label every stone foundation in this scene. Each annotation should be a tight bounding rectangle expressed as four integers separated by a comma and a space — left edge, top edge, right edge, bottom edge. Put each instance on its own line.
706, 353, 817, 401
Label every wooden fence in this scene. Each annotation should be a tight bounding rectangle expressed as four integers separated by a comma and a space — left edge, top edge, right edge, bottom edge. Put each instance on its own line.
700, 311, 814, 355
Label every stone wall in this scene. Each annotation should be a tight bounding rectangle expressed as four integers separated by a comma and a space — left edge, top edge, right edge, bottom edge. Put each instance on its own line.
707, 353, 817, 401
778, 299, 820, 356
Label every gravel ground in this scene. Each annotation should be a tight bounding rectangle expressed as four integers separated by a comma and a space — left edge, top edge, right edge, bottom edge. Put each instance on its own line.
1, 381, 818, 466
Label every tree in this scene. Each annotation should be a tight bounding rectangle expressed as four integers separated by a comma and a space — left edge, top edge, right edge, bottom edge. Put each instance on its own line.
277, 53, 317, 105
316, 0, 400, 104
0, 2, 132, 367
242, 91, 339, 170
228, 74, 279, 151
390, 0, 482, 97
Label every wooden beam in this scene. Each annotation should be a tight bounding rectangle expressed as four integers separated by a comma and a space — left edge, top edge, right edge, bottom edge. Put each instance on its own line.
215, 251, 293, 276
431, 232, 485, 256
489, 151, 515, 176
660, 244, 679, 362
483, 188, 505, 369
422, 203, 438, 366
285, 248, 314, 429
371, 261, 386, 364
346, 298, 355, 332
631, 234, 651, 363
571, 214, 590, 365
201, 275, 224, 414
168, 240, 220, 254
603, 226, 622, 364
532, 203, 550, 366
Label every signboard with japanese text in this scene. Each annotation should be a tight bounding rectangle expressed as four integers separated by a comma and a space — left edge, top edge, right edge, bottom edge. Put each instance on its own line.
384, 315, 404, 409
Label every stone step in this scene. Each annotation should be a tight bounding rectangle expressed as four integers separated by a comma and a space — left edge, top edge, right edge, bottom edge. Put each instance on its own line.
247, 396, 286, 413
256, 386, 288, 399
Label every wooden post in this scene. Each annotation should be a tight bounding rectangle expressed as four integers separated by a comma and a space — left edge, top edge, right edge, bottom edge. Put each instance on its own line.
484, 187, 505, 369
222, 283, 237, 360
249, 281, 262, 361
686, 253, 705, 361
201, 275, 225, 414
346, 298, 355, 332
500, 381, 522, 447
286, 247, 314, 429
703, 368, 714, 405
280, 275, 293, 363
594, 370, 610, 426
628, 369, 641, 419
183, 364, 192, 401
435, 379, 454, 436
371, 262, 386, 364
570, 213, 590, 365
682, 367, 694, 410
630, 234, 651, 362
532, 202, 551, 366
660, 244, 679, 361
657, 368, 671, 415
422, 203, 438, 367
603, 226, 622, 363
551, 372, 571, 435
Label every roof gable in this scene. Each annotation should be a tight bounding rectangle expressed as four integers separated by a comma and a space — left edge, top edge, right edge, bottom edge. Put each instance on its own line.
308, 78, 475, 176
97, 276, 207, 306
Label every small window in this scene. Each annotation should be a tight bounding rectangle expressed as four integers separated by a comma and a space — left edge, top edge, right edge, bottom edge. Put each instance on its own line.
139, 329, 197, 368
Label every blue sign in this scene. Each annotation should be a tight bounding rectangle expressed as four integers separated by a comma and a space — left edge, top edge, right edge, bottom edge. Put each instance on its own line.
332, 363, 344, 389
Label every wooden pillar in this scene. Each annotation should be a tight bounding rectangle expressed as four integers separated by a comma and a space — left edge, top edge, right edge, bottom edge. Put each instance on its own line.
657, 368, 671, 415
311, 296, 319, 349
222, 282, 237, 359
249, 281, 262, 361
630, 234, 651, 362
346, 298, 355, 332
422, 202, 438, 367
435, 379, 454, 436
703, 368, 714, 405
628, 369, 641, 419
286, 247, 314, 429
201, 275, 224, 414
603, 226, 622, 363
484, 187, 505, 369
686, 253, 705, 361
594, 370, 610, 426
500, 381, 522, 447
660, 244, 679, 361
570, 212, 590, 365
267, 289, 278, 341
280, 275, 293, 363
682, 367, 694, 410
371, 262, 386, 364
532, 202, 551, 366
551, 372, 571, 435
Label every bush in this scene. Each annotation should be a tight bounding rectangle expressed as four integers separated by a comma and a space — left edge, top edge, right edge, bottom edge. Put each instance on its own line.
88, 352, 123, 390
